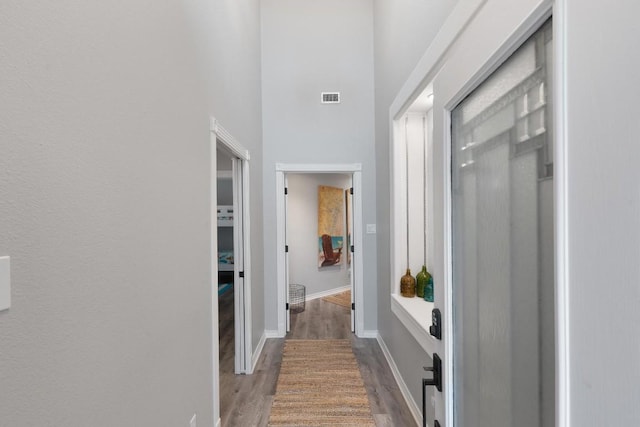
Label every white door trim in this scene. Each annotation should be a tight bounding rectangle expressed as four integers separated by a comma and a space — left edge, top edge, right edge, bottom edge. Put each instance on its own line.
553, 1, 570, 425
210, 130, 221, 427
212, 117, 252, 374
211, 117, 250, 161
275, 163, 364, 337
276, 163, 362, 173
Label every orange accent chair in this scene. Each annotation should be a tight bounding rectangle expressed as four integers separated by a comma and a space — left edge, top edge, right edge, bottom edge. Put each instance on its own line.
321, 234, 342, 267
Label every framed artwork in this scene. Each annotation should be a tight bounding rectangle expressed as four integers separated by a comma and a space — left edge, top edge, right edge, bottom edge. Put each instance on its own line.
317, 185, 344, 267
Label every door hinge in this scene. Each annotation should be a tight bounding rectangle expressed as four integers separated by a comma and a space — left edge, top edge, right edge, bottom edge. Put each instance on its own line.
351, 302, 355, 310
284, 187, 288, 195
239, 271, 244, 278
350, 187, 353, 195
350, 245, 354, 253
286, 303, 290, 310
285, 245, 289, 253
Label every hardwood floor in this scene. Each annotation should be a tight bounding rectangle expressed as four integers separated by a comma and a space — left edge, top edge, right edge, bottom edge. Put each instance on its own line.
218, 285, 235, 376
219, 294, 417, 427
287, 297, 352, 340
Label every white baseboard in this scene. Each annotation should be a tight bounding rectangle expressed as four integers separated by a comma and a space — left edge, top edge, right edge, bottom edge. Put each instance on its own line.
264, 329, 282, 338
249, 331, 267, 374
359, 329, 379, 339
306, 285, 350, 301
376, 333, 422, 427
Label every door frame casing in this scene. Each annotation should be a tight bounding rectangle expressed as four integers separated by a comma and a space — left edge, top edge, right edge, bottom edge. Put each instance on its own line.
230, 158, 250, 374
275, 163, 364, 337
210, 116, 253, 426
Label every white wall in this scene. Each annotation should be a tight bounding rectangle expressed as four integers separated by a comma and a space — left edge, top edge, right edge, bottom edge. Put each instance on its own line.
210, 0, 266, 363
288, 174, 351, 297
564, 1, 640, 424
373, 0, 459, 414
261, 0, 376, 331
0, 0, 262, 425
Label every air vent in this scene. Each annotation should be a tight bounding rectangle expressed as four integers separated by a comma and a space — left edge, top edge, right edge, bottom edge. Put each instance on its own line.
321, 92, 340, 104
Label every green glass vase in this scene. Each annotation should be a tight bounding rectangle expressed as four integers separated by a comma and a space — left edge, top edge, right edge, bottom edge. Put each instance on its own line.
416, 265, 430, 298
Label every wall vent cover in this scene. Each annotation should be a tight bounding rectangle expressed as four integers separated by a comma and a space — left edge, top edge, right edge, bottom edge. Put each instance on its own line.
321, 92, 341, 104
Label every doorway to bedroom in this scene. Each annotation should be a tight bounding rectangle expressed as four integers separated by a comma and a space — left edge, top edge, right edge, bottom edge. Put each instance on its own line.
275, 164, 364, 337
211, 118, 254, 425
285, 173, 353, 337
216, 148, 236, 382
214, 139, 252, 377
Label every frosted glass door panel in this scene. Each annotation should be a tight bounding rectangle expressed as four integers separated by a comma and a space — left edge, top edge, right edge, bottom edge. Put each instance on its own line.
451, 20, 554, 427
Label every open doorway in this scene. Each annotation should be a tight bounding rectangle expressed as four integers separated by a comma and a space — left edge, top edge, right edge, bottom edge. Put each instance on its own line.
275, 164, 364, 337
210, 117, 254, 426
216, 150, 236, 379
285, 173, 353, 337
214, 142, 251, 375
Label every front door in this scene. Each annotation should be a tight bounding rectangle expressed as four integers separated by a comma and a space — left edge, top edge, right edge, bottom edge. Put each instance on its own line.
448, 19, 554, 427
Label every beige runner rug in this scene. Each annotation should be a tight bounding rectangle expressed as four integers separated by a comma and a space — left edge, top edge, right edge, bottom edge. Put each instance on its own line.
322, 290, 351, 308
268, 339, 375, 426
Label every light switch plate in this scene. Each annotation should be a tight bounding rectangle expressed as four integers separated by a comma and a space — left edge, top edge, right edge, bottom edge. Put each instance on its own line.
0, 256, 10, 311
366, 224, 377, 234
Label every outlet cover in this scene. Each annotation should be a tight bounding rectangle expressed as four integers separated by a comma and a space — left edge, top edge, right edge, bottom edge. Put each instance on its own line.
0, 256, 10, 311
366, 224, 377, 234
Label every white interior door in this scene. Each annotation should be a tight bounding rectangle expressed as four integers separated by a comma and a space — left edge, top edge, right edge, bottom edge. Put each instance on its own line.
447, 19, 554, 427
275, 165, 363, 337
284, 174, 291, 333
347, 180, 355, 333
232, 159, 246, 374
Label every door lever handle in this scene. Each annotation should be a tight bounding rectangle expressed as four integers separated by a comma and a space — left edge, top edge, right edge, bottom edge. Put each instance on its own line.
422, 353, 442, 392
422, 353, 442, 427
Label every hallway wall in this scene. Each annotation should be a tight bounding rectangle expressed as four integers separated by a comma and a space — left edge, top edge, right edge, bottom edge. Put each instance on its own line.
209, 1, 266, 356
563, 1, 640, 424
0, 0, 263, 425
261, 0, 376, 332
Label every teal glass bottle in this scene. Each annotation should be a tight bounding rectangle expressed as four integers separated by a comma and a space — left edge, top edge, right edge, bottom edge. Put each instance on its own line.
416, 265, 429, 298
424, 275, 434, 302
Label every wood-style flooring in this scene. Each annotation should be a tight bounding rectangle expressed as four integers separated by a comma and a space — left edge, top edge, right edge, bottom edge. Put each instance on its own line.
219, 292, 417, 427
218, 285, 235, 377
